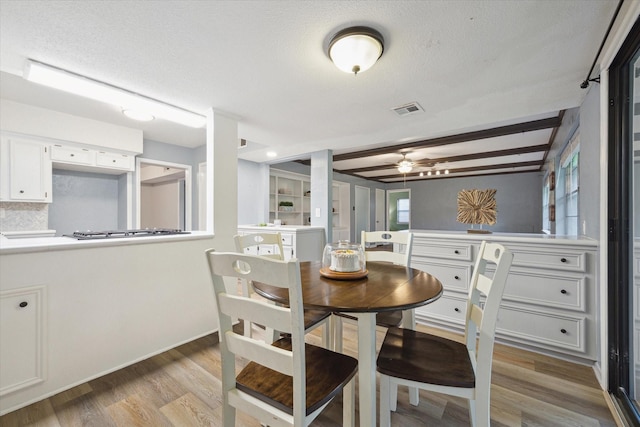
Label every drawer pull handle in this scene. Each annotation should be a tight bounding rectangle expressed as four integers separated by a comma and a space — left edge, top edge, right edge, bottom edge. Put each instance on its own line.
19, 190, 24, 193
454, 275, 460, 280
560, 289, 567, 294
19, 301, 28, 308
560, 257, 567, 263
454, 307, 460, 312
560, 328, 567, 334
70, 153, 75, 157
454, 250, 460, 254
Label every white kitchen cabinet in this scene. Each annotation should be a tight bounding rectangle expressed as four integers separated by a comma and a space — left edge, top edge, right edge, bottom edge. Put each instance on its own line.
237, 225, 325, 262
51, 143, 135, 174
0, 136, 52, 203
0, 286, 46, 396
96, 151, 134, 171
410, 231, 598, 362
50, 144, 95, 166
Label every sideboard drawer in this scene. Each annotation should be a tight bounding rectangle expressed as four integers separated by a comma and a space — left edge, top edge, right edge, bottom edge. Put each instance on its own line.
413, 260, 471, 293
416, 294, 467, 325
503, 269, 586, 312
413, 239, 473, 262
281, 233, 293, 246
497, 305, 585, 353
510, 247, 587, 273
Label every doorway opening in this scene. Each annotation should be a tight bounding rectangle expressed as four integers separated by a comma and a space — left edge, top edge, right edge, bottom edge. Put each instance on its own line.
136, 159, 192, 231
387, 189, 411, 231
354, 186, 370, 243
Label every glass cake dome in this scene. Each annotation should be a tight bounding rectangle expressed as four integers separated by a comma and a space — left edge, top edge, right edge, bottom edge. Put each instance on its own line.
322, 240, 366, 273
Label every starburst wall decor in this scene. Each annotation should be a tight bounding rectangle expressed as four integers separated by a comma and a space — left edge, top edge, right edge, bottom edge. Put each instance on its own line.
457, 189, 497, 234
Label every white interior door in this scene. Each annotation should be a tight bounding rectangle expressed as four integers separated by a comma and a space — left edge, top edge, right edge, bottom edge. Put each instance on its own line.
375, 188, 385, 231
354, 185, 370, 243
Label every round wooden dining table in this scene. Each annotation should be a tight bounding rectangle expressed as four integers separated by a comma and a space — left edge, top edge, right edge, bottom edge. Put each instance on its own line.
252, 260, 443, 427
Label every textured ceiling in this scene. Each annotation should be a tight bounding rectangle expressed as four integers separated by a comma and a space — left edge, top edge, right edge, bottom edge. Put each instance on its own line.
0, 0, 618, 169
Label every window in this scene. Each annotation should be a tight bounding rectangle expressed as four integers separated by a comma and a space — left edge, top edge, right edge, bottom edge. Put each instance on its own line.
556, 131, 580, 235
396, 198, 410, 224
541, 171, 552, 233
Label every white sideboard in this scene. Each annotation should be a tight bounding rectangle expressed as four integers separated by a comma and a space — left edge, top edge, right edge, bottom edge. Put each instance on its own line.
237, 225, 326, 262
409, 230, 599, 363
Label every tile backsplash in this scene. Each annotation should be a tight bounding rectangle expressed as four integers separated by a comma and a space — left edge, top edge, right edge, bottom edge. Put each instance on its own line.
0, 202, 49, 231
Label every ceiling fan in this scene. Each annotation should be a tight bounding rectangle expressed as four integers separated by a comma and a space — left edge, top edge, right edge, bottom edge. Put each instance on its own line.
395, 153, 448, 176
397, 154, 415, 173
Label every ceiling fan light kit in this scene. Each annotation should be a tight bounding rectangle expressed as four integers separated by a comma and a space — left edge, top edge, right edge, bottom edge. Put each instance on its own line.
397, 154, 414, 174
328, 26, 384, 75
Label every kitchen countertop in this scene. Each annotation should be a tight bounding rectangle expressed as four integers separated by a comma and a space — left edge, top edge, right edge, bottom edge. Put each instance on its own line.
0, 231, 214, 254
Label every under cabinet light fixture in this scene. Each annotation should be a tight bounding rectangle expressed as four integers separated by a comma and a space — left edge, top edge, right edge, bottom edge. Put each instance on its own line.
24, 60, 206, 128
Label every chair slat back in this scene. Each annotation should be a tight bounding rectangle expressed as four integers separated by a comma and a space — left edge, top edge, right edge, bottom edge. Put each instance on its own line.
464, 241, 513, 390
219, 293, 292, 334
205, 250, 306, 396
361, 231, 413, 267
234, 233, 284, 260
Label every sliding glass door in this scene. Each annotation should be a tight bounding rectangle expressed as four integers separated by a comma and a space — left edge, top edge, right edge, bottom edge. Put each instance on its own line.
608, 16, 640, 424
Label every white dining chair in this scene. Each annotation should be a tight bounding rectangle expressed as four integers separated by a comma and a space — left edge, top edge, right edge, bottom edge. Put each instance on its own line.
205, 250, 357, 427
234, 233, 331, 345
376, 241, 513, 427
332, 230, 415, 351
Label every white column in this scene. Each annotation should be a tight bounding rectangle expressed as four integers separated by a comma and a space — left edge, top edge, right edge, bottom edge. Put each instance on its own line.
310, 150, 332, 243
206, 108, 238, 252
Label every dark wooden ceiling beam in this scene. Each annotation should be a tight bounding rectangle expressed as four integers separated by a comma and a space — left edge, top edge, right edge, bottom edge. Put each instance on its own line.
332, 114, 562, 162
338, 144, 549, 174
367, 160, 543, 180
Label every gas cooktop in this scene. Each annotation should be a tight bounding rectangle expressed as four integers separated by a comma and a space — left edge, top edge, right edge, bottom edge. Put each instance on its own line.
65, 228, 190, 240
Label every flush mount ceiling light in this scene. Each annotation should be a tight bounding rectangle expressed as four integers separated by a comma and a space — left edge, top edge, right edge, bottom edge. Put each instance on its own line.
122, 109, 154, 122
397, 154, 414, 174
24, 60, 206, 128
328, 26, 384, 75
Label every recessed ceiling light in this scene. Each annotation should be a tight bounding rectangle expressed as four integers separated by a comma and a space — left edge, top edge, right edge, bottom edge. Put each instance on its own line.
267, 151, 277, 158
122, 109, 154, 122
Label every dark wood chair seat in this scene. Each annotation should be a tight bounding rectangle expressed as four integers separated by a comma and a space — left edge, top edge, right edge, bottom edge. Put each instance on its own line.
377, 327, 474, 388
236, 337, 358, 415
303, 309, 332, 330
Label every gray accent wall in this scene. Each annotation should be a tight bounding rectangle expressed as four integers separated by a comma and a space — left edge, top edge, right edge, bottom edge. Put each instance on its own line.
387, 172, 543, 233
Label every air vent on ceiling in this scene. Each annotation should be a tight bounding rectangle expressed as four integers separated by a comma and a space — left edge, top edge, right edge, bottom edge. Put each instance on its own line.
392, 102, 424, 117
238, 138, 247, 149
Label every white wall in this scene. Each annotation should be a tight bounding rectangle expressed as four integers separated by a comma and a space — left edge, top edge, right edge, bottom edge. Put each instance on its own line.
140, 181, 181, 229
0, 99, 142, 153
237, 159, 269, 225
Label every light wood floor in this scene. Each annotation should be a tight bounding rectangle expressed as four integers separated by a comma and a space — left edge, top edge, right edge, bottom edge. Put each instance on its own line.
1, 322, 617, 426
